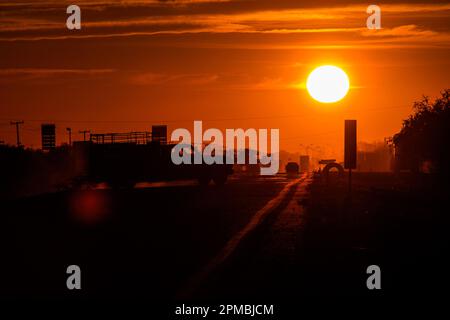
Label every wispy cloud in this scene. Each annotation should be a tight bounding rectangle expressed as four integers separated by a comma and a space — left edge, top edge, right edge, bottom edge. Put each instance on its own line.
0, 1, 449, 49
0, 68, 115, 75
0, 68, 116, 83
129, 72, 219, 86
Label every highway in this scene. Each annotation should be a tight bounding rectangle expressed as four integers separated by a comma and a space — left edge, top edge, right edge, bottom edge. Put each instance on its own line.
178, 174, 311, 299
0, 173, 311, 300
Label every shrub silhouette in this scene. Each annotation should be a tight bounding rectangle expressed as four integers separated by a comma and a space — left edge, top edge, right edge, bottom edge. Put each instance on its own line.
394, 89, 450, 176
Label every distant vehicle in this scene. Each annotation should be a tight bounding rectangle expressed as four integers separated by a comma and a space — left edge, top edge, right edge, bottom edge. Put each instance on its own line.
285, 162, 299, 177
72, 131, 233, 188
318, 159, 337, 165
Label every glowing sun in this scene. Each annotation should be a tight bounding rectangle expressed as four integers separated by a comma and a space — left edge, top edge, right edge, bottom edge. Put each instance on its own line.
306, 65, 350, 103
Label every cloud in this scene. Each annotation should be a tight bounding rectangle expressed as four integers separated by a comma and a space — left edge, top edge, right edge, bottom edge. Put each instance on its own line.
0, 68, 116, 83
0, 1, 449, 50
0, 68, 115, 75
361, 24, 437, 37
129, 72, 219, 85
232, 76, 288, 90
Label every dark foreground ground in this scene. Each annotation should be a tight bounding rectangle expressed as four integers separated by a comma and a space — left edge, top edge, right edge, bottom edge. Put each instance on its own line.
302, 172, 450, 296
0, 176, 286, 300
1, 172, 449, 310
201, 172, 450, 303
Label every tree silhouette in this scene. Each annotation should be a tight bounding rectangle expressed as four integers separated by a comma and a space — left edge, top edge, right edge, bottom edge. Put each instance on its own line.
394, 89, 450, 176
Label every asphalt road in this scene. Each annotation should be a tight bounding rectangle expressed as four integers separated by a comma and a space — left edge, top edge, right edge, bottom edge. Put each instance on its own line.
0, 174, 309, 300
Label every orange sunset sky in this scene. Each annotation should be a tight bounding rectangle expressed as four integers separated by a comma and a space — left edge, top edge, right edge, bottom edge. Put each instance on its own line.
0, 0, 449, 159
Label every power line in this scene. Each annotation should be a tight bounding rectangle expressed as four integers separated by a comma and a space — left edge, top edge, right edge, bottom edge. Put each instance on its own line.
280, 129, 340, 141
0, 115, 310, 124
0, 105, 413, 125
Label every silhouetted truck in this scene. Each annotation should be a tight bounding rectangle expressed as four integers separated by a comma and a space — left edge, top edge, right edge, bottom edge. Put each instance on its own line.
72, 130, 233, 188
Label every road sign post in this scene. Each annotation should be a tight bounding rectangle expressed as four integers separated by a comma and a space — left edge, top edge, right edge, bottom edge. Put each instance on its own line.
41, 123, 56, 151
344, 120, 357, 193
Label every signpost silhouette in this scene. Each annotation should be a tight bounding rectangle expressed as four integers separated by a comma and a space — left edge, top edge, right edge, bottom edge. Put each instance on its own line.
344, 120, 357, 193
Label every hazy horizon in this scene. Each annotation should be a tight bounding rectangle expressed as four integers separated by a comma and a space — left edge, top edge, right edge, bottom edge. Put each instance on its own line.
1, 0, 449, 158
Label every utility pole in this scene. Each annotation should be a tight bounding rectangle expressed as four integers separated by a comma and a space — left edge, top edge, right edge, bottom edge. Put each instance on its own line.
10, 121, 24, 146
79, 130, 90, 141
66, 127, 72, 145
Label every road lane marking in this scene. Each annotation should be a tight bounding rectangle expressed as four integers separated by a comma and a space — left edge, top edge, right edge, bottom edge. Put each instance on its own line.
177, 173, 307, 298
260, 175, 313, 264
